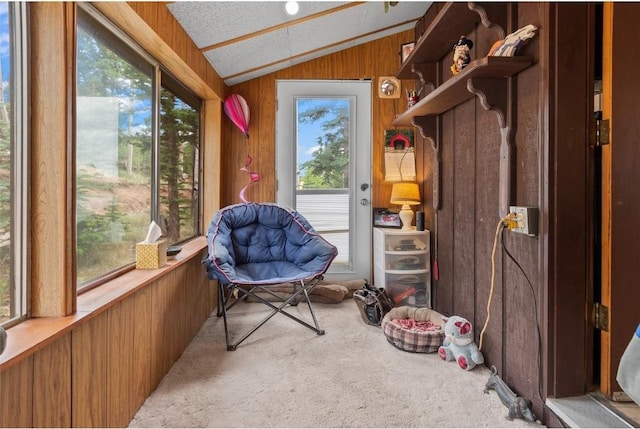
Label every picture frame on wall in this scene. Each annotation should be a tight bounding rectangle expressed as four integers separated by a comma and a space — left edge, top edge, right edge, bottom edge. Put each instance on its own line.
373, 208, 401, 228
400, 42, 415, 63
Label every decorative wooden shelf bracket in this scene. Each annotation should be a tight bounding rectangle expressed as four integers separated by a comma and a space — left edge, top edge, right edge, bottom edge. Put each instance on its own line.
467, 77, 513, 216
469, 2, 507, 39
411, 115, 437, 148
411, 62, 437, 94
467, 78, 507, 128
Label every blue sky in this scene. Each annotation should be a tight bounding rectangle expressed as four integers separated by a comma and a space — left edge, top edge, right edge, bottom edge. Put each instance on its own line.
0, 2, 9, 102
296, 98, 348, 171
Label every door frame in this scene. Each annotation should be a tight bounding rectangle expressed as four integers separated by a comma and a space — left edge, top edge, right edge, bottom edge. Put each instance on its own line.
275, 79, 372, 281
599, 2, 640, 401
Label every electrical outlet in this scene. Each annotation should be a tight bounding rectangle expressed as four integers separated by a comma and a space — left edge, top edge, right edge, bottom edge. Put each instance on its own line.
508, 206, 538, 236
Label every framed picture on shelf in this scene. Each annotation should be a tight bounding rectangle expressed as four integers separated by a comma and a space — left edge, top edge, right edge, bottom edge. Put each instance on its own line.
400, 42, 415, 63
373, 208, 401, 228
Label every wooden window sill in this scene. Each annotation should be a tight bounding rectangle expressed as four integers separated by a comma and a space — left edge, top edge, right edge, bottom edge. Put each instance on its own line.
0, 236, 209, 371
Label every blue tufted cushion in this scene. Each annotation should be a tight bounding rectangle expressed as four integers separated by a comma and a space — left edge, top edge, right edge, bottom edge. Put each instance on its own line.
205, 203, 338, 285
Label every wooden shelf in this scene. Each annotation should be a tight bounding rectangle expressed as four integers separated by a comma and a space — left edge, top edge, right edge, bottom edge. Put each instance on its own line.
393, 56, 532, 127
393, 1, 531, 217
396, 2, 507, 79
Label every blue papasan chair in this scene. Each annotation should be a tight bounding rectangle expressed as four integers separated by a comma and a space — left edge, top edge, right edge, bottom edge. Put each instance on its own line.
204, 202, 338, 350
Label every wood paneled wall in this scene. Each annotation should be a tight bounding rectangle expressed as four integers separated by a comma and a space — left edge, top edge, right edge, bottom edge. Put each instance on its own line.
1, 3, 221, 428
223, 31, 419, 207
421, 1, 594, 417
0, 255, 214, 428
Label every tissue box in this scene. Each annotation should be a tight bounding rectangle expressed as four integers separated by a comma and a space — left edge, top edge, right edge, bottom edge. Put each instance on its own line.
136, 240, 167, 269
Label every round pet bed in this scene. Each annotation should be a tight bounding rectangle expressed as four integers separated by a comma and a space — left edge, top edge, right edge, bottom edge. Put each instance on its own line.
381, 306, 446, 353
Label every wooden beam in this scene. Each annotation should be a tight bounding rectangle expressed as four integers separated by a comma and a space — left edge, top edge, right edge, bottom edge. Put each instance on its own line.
30, 2, 76, 317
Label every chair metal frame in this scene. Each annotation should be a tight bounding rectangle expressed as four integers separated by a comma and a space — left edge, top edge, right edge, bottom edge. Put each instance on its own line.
217, 276, 325, 351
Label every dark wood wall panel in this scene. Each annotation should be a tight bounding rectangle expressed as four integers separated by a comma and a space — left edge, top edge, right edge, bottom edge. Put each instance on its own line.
436, 111, 455, 316
417, 137, 432, 226
473, 98, 503, 365
544, 3, 591, 399
502, 26, 544, 404
451, 101, 477, 319
472, 18, 508, 365
503, 254, 541, 400
416, 2, 577, 416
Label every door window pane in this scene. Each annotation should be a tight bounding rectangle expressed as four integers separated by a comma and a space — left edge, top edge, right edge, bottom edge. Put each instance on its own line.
295, 98, 350, 265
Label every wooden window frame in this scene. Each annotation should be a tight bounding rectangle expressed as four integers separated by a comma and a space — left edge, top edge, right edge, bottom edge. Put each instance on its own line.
29, 2, 221, 318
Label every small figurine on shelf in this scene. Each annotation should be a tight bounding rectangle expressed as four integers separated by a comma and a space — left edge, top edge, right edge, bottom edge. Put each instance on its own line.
451, 35, 474, 75
406, 89, 419, 109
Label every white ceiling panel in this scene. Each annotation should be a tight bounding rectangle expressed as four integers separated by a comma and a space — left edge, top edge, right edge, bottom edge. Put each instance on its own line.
204, 30, 292, 77
167, 1, 432, 86
167, 1, 349, 48
287, 7, 370, 55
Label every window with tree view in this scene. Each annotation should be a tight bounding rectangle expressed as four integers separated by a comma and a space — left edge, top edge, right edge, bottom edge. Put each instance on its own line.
159, 75, 199, 244
0, 2, 26, 325
76, 7, 200, 288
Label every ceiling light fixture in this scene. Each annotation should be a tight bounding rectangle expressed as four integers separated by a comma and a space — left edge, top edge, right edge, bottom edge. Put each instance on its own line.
285, 1, 299, 15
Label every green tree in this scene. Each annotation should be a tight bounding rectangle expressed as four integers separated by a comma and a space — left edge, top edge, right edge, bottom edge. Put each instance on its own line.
298, 103, 349, 189
159, 90, 199, 242
0, 116, 10, 308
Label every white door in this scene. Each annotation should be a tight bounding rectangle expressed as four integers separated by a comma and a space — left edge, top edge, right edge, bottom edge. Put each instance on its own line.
276, 80, 372, 281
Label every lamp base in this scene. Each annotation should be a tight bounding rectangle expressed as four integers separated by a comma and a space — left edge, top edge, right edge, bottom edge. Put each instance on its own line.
398, 204, 415, 230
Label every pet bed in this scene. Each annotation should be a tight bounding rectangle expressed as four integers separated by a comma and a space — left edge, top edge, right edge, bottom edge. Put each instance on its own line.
381, 306, 446, 353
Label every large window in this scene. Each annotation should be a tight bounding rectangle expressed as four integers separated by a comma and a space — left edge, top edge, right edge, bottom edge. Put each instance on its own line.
0, 2, 27, 326
76, 6, 201, 288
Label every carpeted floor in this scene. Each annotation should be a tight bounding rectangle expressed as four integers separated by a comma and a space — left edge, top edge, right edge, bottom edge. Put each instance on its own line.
128, 300, 546, 428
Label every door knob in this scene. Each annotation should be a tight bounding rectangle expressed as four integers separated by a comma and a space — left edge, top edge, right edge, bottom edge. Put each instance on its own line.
360, 199, 369, 206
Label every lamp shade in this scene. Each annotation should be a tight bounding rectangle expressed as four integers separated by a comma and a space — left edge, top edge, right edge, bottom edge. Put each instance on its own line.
390, 182, 421, 206
390, 182, 421, 230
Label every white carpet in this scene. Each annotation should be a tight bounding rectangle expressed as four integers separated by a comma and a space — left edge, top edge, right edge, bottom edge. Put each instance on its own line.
129, 301, 545, 428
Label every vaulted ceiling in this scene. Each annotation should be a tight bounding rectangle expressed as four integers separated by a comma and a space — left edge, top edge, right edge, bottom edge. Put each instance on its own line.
167, 1, 431, 86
